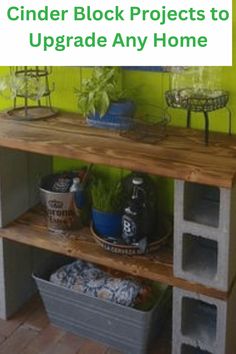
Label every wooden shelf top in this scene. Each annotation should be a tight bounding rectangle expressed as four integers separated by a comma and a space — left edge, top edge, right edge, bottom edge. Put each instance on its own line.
0, 207, 230, 301
0, 111, 236, 187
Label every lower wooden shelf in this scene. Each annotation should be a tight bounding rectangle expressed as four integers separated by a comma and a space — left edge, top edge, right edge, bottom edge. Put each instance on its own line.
0, 207, 228, 300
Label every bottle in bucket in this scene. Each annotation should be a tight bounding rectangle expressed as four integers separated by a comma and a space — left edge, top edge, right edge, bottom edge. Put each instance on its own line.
70, 177, 85, 209
121, 177, 150, 252
40, 173, 80, 234
69, 177, 87, 225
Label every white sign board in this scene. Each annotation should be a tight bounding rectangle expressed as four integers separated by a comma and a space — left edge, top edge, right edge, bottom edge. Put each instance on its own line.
0, 0, 232, 66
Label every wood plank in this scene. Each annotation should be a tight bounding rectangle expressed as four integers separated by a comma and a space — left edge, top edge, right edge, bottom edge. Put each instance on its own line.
0, 325, 39, 354
77, 340, 108, 354
23, 303, 49, 332
0, 112, 235, 187
41, 332, 86, 354
0, 295, 40, 338
0, 336, 7, 347
0, 207, 229, 300
106, 349, 123, 354
21, 325, 65, 354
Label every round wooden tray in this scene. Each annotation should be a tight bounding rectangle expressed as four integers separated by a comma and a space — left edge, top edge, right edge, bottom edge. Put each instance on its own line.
90, 219, 172, 256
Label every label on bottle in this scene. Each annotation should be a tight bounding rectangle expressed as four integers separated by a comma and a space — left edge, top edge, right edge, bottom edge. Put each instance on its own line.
122, 215, 137, 243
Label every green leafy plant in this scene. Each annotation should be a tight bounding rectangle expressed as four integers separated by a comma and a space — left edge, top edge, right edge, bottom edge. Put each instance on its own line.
91, 179, 124, 213
75, 67, 132, 117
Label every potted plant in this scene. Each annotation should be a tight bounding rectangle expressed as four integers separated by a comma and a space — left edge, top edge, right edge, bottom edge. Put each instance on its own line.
75, 67, 135, 130
91, 178, 123, 240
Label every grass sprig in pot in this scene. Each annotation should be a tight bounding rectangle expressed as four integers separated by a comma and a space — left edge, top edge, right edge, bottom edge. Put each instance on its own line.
91, 179, 124, 240
75, 67, 135, 130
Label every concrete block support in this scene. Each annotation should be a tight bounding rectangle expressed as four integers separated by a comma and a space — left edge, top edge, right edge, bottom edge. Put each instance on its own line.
172, 286, 236, 354
174, 180, 236, 291
0, 239, 33, 319
0, 148, 52, 318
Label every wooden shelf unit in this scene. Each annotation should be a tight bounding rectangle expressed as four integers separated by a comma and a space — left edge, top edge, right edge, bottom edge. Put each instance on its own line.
0, 112, 235, 298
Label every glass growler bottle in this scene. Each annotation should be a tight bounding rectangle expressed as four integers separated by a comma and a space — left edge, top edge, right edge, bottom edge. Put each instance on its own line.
121, 177, 149, 250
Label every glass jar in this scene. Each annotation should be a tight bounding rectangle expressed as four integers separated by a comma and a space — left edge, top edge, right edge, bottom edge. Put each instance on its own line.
170, 67, 223, 95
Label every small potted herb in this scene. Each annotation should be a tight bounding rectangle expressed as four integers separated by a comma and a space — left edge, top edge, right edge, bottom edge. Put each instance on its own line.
75, 67, 135, 130
91, 179, 124, 239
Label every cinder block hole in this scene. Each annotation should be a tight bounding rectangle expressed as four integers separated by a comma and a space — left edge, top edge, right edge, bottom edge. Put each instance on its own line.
181, 297, 217, 344
184, 182, 220, 227
182, 234, 218, 281
181, 344, 212, 354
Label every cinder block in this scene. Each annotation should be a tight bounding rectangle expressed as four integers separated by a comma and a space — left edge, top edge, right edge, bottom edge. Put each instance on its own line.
0, 148, 52, 318
174, 181, 225, 238
0, 242, 65, 319
183, 182, 220, 228
28, 152, 52, 208
0, 148, 29, 227
0, 148, 52, 227
0, 239, 33, 319
174, 180, 236, 291
172, 287, 234, 354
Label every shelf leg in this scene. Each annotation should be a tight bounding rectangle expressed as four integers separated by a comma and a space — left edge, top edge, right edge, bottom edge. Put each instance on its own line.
0, 148, 52, 318
0, 239, 34, 319
204, 112, 209, 145
186, 110, 191, 128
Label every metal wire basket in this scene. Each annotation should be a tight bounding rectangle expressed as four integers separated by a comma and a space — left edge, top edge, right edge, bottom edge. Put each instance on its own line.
7, 66, 58, 120
165, 89, 229, 112
120, 105, 170, 144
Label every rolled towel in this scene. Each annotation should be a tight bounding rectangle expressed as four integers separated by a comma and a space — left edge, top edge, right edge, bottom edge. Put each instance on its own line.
50, 260, 149, 307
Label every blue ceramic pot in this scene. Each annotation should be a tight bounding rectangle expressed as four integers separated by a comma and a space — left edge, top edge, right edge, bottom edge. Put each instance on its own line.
92, 208, 122, 239
87, 101, 135, 131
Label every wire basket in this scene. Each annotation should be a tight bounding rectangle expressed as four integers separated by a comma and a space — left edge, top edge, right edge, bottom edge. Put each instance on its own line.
120, 105, 170, 144
7, 66, 58, 120
165, 89, 229, 112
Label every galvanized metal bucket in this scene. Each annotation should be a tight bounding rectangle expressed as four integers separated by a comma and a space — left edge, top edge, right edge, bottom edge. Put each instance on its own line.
40, 174, 80, 233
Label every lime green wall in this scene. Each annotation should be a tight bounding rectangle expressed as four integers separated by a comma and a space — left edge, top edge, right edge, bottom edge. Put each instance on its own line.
0, 61, 235, 130
0, 64, 235, 135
